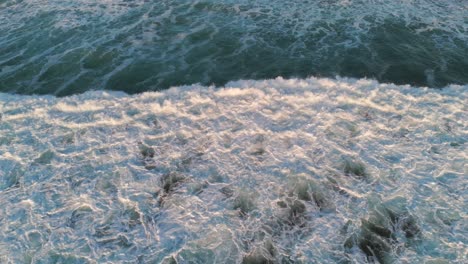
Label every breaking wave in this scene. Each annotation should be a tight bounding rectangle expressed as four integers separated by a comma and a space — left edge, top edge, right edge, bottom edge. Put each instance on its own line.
0, 77, 466, 263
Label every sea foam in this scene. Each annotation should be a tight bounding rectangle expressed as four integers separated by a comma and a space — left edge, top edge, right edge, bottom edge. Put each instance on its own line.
0, 77, 466, 263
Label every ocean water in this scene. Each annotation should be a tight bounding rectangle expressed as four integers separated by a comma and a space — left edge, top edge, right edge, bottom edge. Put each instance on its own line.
0, 78, 467, 263
0, 1, 467, 264
0, 0, 467, 95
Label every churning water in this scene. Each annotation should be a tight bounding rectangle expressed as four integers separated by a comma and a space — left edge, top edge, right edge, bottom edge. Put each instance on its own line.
1, 77, 467, 263
0, 1, 467, 264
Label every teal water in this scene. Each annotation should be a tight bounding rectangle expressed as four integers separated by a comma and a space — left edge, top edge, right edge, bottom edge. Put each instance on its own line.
0, 0, 467, 95
1, 1, 467, 263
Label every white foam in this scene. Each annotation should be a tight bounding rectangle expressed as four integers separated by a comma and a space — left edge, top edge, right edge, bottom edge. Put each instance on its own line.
0, 77, 466, 263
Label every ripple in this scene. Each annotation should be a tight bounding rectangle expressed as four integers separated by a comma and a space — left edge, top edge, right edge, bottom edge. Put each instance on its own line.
0, 0, 467, 95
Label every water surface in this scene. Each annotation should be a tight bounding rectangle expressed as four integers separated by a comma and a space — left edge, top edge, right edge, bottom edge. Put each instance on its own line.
1, 0, 467, 95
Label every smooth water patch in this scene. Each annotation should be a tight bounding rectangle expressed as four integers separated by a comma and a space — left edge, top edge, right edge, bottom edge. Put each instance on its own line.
0, 0, 467, 95
0, 77, 466, 263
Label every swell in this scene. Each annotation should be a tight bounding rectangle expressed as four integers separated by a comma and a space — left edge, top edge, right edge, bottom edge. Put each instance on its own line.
0, 0, 467, 96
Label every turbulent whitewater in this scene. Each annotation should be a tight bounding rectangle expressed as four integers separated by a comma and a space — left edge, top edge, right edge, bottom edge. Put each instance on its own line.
0, 0, 467, 263
0, 77, 466, 263
1, 0, 467, 95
